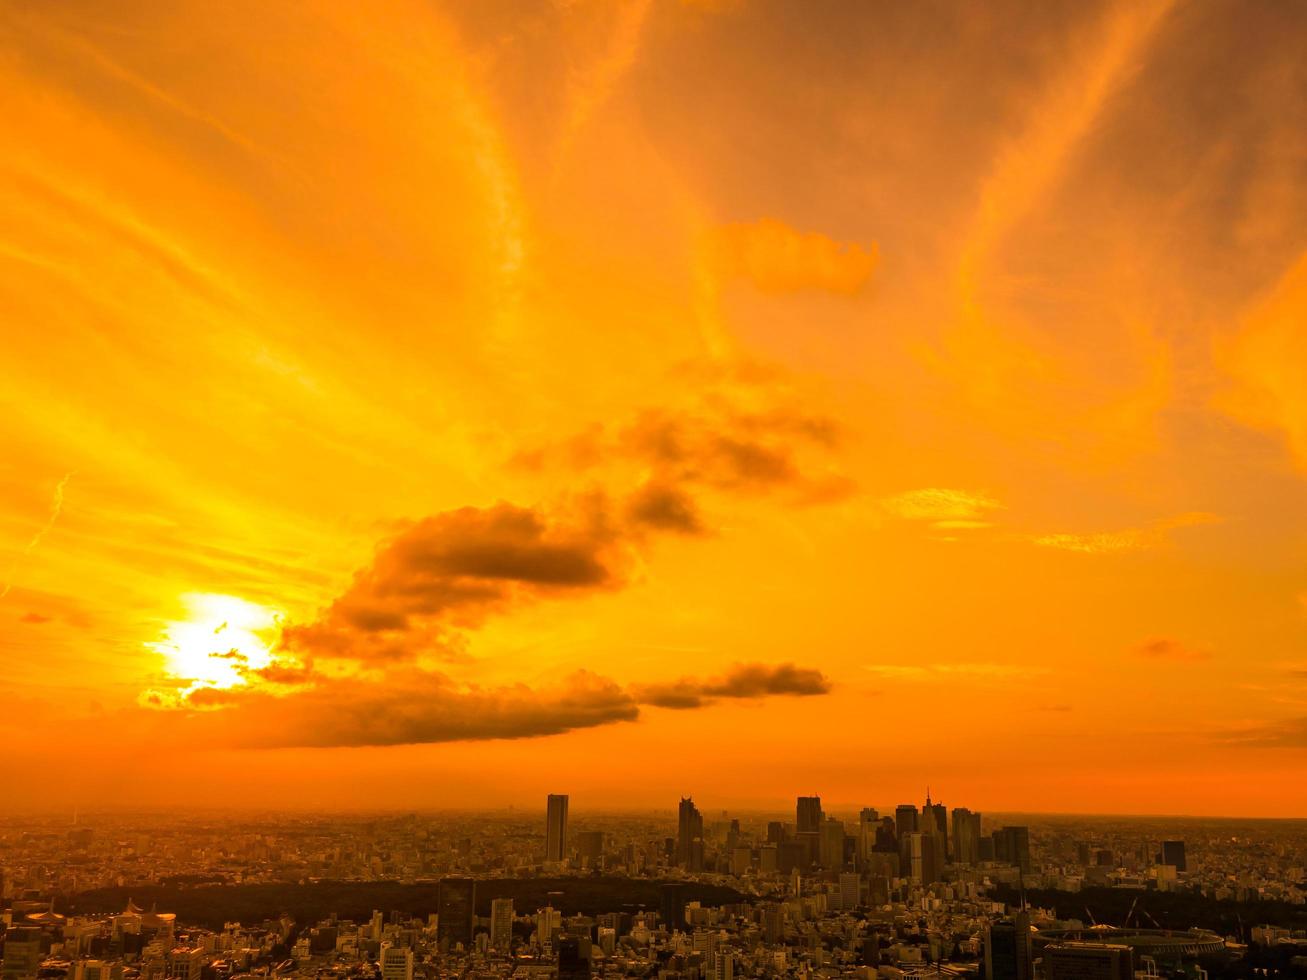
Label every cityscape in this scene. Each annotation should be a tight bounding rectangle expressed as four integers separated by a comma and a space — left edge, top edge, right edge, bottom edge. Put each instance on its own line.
2, 796, 1306, 980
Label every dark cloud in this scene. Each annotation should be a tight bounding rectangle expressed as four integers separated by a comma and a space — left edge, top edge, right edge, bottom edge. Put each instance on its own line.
160, 660, 833, 749
285, 501, 620, 663
278, 363, 851, 669
177, 670, 638, 749
636, 662, 831, 710
20, 612, 51, 624
625, 482, 704, 534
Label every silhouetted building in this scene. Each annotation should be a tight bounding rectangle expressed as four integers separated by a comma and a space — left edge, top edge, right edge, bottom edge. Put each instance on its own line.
985, 913, 1033, 980
677, 797, 704, 870
895, 804, 919, 838
820, 817, 846, 869
546, 794, 569, 863
1044, 943, 1133, 980
576, 830, 604, 866
557, 936, 590, 980
1160, 840, 1187, 872
660, 882, 688, 934
993, 826, 1032, 875
2, 927, 43, 980
952, 807, 981, 865
437, 878, 476, 948
489, 897, 514, 951
796, 796, 823, 833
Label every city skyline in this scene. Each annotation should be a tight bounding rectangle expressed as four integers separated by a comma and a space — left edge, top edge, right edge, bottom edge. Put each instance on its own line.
3, 1, 1307, 817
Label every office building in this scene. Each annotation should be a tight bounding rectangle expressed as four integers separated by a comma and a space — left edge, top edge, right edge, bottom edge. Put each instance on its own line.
557, 936, 590, 980
857, 808, 879, 863
984, 913, 1033, 980
661, 882, 689, 934
1160, 840, 1187, 872
820, 817, 846, 869
545, 794, 569, 863
677, 797, 704, 870
380, 947, 413, 980
993, 826, 1032, 875
796, 796, 823, 833
437, 878, 476, 948
2, 928, 43, 980
1044, 943, 1134, 980
952, 807, 981, 865
490, 897, 514, 951
576, 830, 604, 866
895, 804, 919, 838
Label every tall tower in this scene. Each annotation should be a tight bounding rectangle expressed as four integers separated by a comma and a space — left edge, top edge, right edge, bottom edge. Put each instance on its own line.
796, 796, 823, 833
676, 797, 704, 869
545, 794, 569, 863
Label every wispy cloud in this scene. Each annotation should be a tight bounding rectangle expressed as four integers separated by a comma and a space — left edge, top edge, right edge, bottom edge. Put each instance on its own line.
1032, 512, 1219, 554
878, 488, 1002, 529
1132, 637, 1210, 662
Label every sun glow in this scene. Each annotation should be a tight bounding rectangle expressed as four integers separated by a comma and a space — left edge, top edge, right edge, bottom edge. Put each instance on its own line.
149, 593, 281, 692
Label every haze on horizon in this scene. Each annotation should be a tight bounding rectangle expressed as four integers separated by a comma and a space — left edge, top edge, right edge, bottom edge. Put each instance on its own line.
2, 0, 1307, 817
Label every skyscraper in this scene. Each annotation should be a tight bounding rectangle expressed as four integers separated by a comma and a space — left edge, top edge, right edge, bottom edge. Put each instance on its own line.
905, 832, 942, 883
985, 913, 1033, 980
677, 797, 704, 870
951, 807, 981, 865
660, 882, 689, 934
545, 794, 569, 863
993, 826, 1032, 875
796, 796, 823, 833
1160, 840, 1187, 872
820, 817, 846, 869
923, 791, 948, 857
437, 878, 476, 949
857, 808, 879, 864
489, 897, 514, 952
894, 804, 919, 838
557, 936, 590, 980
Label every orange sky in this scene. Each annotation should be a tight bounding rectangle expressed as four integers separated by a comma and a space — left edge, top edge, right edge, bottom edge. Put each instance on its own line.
2, 0, 1307, 816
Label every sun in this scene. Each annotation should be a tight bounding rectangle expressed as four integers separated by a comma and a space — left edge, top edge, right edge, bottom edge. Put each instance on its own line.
149, 592, 280, 691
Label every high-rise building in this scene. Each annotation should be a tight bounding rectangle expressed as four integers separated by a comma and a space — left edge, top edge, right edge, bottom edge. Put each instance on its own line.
1044, 943, 1134, 980
796, 796, 824, 833
895, 804, 919, 838
437, 878, 476, 949
905, 832, 943, 883
536, 907, 562, 945
993, 826, 1032, 875
857, 808, 879, 863
660, 882, 689, 934
546, 794, 569, 863
712, 951, 734, 980
923, 792, 948, 856
490, 897, 514, 952
1160, 840, 1187, 872
951, 808, 981, 865
838, 872, 862, 910
984, 913, 1033, 980
557, 936, 590, 980
380, 947, 413, 980
677, 797, 704, 870
2, 927, 43, 980
820, 817, 846, 869
576, 831, 605, 866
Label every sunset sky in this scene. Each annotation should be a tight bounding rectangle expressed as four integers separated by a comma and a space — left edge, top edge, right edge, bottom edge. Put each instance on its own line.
3, 0, 1307, 816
